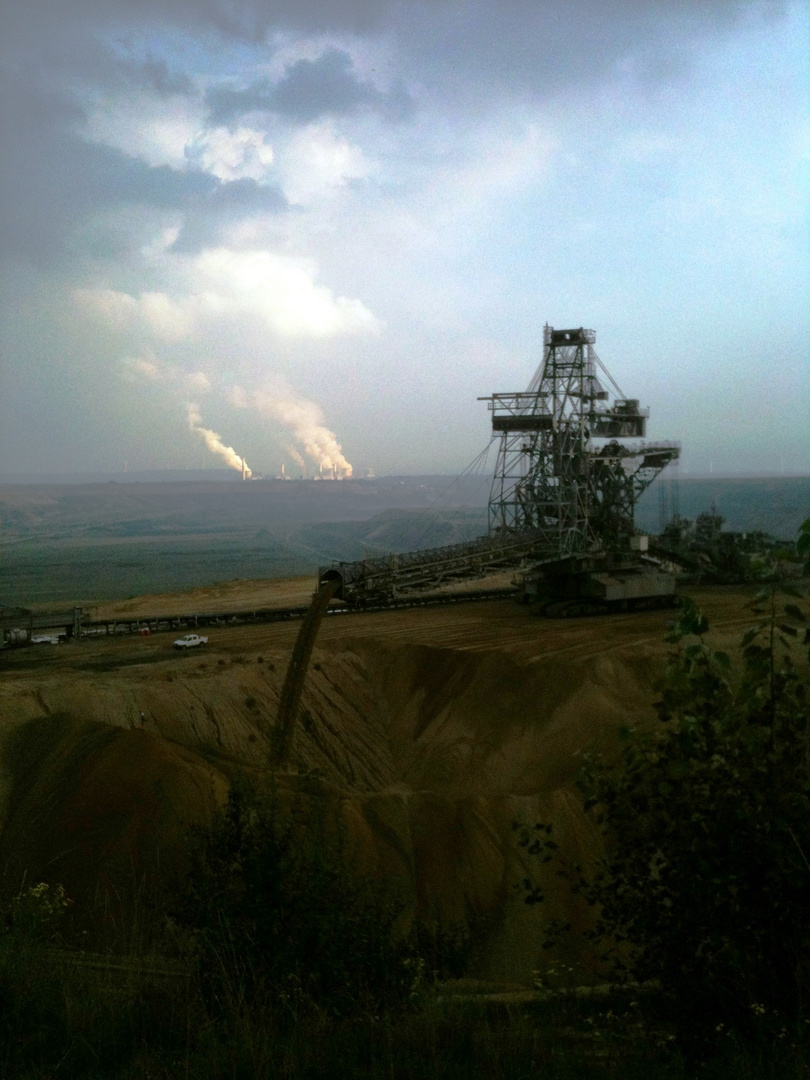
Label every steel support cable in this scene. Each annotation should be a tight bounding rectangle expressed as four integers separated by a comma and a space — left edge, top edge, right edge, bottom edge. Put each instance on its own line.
385, 439, 494, 553
592, 351, 626, 400
404, 440, 493, 554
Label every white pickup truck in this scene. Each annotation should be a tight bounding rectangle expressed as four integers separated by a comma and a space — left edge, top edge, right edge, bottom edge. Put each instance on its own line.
173, 633, 209, 649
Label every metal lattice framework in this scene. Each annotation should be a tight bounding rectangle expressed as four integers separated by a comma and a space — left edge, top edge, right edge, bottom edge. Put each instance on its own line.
482, 325, 679, 556
320, 324, 680, 604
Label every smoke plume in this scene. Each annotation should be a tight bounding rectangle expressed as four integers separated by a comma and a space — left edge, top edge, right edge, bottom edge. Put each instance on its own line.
121, 351, 212, 394
286, 444, 306, 471
187, 403, 251, 476
233, 387, 352, 477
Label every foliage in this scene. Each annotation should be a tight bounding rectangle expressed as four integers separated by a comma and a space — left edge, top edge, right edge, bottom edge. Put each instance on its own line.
6, 945, 807, 1080
798, 517, 810, 575
517, 521, 810, 1054
660, 511, 805, 584
2, 881, 72, 943
552, 581, 810, 1054
170, 776, 416, 1018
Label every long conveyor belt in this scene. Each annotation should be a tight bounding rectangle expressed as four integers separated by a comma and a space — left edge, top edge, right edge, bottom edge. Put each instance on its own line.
318, 527, 556, 605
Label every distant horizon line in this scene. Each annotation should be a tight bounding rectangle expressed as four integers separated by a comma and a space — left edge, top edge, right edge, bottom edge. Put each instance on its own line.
1, 468, 809, 485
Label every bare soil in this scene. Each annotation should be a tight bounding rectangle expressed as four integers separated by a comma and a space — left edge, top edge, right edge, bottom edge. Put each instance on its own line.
0, 580, 758, 981
88, 574, 318, 618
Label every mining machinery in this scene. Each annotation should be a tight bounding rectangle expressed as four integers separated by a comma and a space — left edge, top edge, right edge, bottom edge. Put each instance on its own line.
320, 325, 680, 613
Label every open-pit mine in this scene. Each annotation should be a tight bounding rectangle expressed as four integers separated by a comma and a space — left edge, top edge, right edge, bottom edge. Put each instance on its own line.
0, 324, 772, 984
0, 579, 756, 982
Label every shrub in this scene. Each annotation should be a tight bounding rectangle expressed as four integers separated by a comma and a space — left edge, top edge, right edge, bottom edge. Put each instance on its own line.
799, 518, 810, 575
579, 588, 810, 1049
518, 569, 810, 1058
171, 776, 413, 1019
3, 881, 72, 943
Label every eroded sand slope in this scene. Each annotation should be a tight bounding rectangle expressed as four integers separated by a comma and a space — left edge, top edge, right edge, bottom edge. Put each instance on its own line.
0, 585, 754, 980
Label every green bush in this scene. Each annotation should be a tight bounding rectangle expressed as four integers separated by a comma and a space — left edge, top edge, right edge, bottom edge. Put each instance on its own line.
171, 776, 414, 1019
573, 586, 810, 1052
3, 881, 72, 943
799, 518, 810, 575
518, 543, 810, 1059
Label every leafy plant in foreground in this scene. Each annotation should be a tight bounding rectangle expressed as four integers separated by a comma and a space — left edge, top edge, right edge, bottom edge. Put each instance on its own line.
518, 536, 810, 1058
171, 776, 416, 1019
579, 585, 810, 1049
799, 517, 810, 576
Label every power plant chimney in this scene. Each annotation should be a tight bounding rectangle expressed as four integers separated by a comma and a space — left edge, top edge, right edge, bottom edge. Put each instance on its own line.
281, 463, 286, 480
241, 457, 247, 481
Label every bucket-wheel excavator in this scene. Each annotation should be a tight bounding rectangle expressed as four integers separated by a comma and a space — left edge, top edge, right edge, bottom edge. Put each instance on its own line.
320, 325, 680, 615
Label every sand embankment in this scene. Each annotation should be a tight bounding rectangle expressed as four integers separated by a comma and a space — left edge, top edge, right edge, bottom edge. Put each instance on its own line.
0, 585, 754, 979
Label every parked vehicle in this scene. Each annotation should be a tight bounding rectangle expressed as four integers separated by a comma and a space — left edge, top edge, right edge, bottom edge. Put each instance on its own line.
173, 633, 208, 649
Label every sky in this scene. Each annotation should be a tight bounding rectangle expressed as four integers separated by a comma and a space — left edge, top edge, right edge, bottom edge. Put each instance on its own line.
0, 0, 808, 480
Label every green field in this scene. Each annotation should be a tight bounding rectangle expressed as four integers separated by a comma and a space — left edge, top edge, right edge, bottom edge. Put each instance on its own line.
1, 475, 807, 607
0, 535, 312, 607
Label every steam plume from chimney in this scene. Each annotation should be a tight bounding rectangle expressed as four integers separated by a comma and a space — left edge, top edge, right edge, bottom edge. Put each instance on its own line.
286, 444, 306, 470
187, 403, 252, 476
233, 388, 352, 477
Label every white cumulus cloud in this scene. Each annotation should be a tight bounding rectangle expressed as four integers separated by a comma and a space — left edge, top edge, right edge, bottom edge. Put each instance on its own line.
192, 247, 380, 336
83, 90, 276, 187
74, 246, 380, 340
186, 126, 275, 183
82, 90, 205, 172
279, 123, 372, 206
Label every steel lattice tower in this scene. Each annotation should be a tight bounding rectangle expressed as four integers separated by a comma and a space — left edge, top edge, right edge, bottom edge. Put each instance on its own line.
482, 325, 679, 557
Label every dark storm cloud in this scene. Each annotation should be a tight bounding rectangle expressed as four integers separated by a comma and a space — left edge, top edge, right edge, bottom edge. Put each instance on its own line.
208, 49, 412, 125
0, 0, 783, 266
384, 0, 779, 101
2, 1, 773, 85
0, 75, 215, 264
172, 0, 782, 96
182, 0, 391, 41
124, 57, 196, 98
274, 50, 375, 120
0, 0, 390, 55
91, 0, 774, 57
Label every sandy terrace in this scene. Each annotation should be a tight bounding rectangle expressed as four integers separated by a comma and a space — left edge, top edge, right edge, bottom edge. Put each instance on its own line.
0, 582, 760, 980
